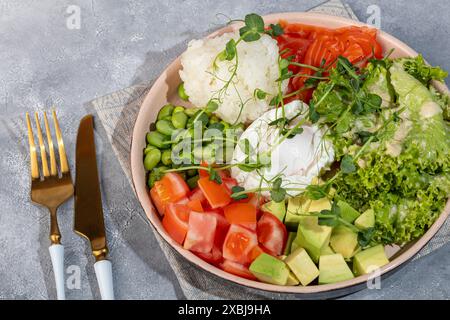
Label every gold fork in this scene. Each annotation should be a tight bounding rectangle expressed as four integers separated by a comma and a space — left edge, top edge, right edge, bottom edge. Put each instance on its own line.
26, 110, 74, 300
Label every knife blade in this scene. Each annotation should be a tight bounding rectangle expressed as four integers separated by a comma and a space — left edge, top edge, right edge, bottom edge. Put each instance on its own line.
74, 114, 114, 299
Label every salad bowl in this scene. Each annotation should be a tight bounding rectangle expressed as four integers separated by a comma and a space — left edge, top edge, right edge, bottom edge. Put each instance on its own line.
130, 12, 450, 297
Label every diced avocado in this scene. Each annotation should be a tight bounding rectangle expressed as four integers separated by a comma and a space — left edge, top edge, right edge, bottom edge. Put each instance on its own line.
283, 232, 297, 255
285, 248, 320, 286
285, 196, 310, 230
337, 200, 360, 223
262, 200, 286, 222
319, 254, 354, 284
353, 245, 389, 275
280, 255, 300, 286
286, 272, 300, 286
307, 197, 332, 213
290, 240, 300, 253
354, 209, 375, 230
330, 226, 359, 259
249, 253, 289, 285
294, 218, 332, 263
321, 245, 335, 256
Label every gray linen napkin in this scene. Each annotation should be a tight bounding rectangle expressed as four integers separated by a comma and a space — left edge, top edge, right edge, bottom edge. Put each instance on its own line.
85, 0, 450, 299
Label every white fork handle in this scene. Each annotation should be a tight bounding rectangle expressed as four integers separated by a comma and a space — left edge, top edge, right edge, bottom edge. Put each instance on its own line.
48, 244, 65, 300
94, 260, 114, 300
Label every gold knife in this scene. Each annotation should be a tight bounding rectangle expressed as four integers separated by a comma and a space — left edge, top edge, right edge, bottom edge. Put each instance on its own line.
74, 114, 114, 300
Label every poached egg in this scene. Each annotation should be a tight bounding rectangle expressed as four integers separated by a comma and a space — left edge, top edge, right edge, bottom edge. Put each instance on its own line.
231, 100, 335, 198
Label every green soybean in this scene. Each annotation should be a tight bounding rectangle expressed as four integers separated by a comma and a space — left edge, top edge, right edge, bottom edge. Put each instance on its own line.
144, 144, 156, 154
157, 104, 174, 120
193, 146, 204, 162
209, 115, 220, 124
146, 131, 170, 149
186, 175, 199, 189
172, 111, 188, 129
173, 106, 185, 114
156, 119, 176, 136
161, 149, 172, 166
178, 82, 189, 101
187, 169, 197, 177
184, 107, 200, 117
144, 149, 161, 171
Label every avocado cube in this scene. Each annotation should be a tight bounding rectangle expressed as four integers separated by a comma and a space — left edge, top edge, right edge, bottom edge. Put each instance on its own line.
307, 197, 332, 213
321, 245, 335, 256
290, 240, 300, 253
330, 226, 359, 259
337, 200, 360, 223
280, 255, 300, 286
354, 209, 375, 230
262, 200, 286, 222
319, 254, 354, 284
353, 245, 389, 275
285, 248, 320, 286
249, 253, 289, 285
294, 218, 332, 263
285, 196, 310, 230
283, 232, 297, 255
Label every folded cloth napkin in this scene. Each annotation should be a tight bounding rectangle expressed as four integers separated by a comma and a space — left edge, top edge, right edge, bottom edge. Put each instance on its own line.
85, 0, 450, 299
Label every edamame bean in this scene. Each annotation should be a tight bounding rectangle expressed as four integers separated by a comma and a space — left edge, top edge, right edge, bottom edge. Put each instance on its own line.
178, 82, 189, 101
184, 107, 200, 117
157, 104, 174, 120
193, 146, 204, 162
144, 149, 161, 171
161, 149, 172, 166
156, 119, 176, 136
172, 111, 188, 129
144, 145, 156, 154
209, 115, 220, 124
187, 169, 197, 177
186, 175, 199, 189
173, 106, 185, 114
146, 131, 170, 149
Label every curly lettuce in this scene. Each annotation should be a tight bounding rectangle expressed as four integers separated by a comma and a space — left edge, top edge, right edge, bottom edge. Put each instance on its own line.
402, 54, 448, 85
319, 58, 450, 245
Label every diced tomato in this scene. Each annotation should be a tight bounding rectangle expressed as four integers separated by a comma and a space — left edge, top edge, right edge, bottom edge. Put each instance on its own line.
197, 176, 232, 209
248, 245, 264, 262
195, 245, 223, 265
206, 210, 230, 247
188, 187, 207, 204
150, 173, 190, 215
162, 203, 190, 245
223, 224, 258, 265
184, 211, 217, 253
220, 260, 257, 280
176, 197, 189, 205
257, 212, 288, 256
187, 199, 203, 212
223, 203, 257, 230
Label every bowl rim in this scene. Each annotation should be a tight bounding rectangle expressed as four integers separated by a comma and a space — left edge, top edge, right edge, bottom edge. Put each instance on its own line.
130, 11, 450, 294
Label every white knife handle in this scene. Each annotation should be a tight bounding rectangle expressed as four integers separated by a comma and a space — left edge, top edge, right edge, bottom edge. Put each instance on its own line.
48, 244, 65, 300
94, 260, 114, 300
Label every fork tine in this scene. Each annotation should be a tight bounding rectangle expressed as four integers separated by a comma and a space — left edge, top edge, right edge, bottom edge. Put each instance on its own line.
43, 111, 58, 176
34, 112, 50, 177
52, 110, 69, 173
25, 113, 40, 179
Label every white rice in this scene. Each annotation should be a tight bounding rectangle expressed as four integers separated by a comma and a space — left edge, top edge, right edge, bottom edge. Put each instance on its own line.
179, 31, 286, 124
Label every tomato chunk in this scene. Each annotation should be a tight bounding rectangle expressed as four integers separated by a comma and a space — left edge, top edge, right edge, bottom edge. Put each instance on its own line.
220, 260, 257, 280
223, 203, 257, 230
257, 212, 288, 256
187, 199, 203, 212
197, 176, 231, 209
150, 173, 190, 215
162, 203, 190, 245
206, 210, 230, 247
222, 224, 258, 265
195, 245, 223, 265
188, 187, 207, 204
184, 211, 217, 253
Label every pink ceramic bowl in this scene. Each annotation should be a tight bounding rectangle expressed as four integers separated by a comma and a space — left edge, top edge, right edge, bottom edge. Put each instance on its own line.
131, 12, 450, 297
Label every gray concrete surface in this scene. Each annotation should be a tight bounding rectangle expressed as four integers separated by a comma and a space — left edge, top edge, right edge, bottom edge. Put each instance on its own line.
0, 0, 449, 299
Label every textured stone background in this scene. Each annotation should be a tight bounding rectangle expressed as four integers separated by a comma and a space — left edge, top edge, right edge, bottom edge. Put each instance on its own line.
0, 0, 449, 299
